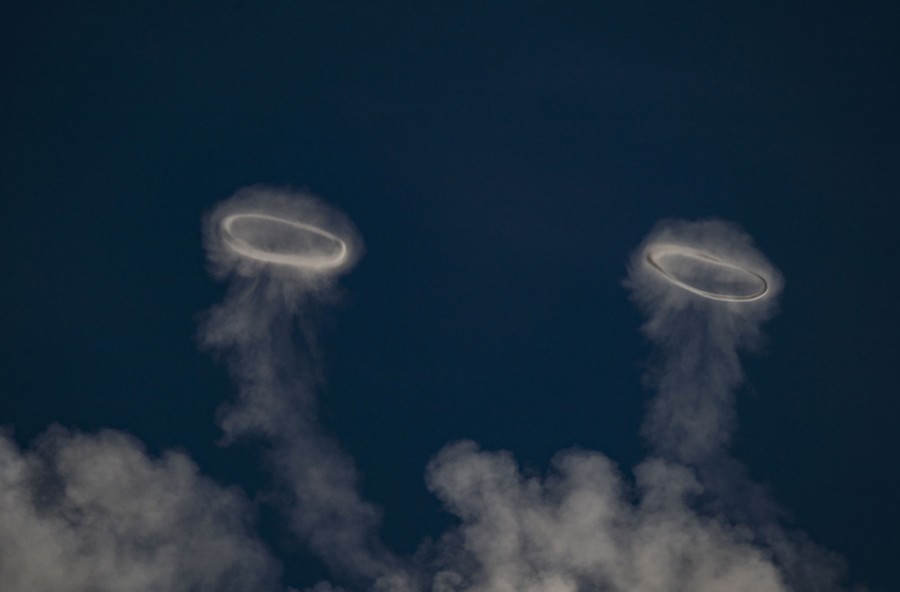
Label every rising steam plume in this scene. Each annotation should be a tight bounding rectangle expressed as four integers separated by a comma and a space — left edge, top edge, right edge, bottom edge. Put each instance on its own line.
0, 187, 855, 592
625, 219, 784, 465
199, 187, 411, 590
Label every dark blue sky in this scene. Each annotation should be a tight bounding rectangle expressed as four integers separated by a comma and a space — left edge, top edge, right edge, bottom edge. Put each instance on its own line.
2, 2, 899, 590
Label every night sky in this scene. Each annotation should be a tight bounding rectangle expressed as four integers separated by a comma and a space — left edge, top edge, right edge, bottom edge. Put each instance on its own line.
2, 2, 899, 591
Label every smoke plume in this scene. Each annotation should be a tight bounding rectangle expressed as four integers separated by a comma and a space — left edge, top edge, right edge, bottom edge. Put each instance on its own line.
197, 190, 849, 591
0, 188, 855, 592
624, 219, 783, 464
200, 187, 413, 591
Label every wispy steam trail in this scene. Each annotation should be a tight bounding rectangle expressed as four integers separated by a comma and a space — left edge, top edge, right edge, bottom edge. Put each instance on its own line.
200, 187, 413, 591
622, 219, 847, 592
624, 219, 783, 464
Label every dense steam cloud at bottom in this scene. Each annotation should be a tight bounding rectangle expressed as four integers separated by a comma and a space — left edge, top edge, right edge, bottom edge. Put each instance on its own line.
0, 187, 853, 592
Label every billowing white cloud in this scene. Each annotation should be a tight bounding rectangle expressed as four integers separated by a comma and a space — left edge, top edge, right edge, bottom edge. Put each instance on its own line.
424, 441, 787, 592
0, 427, 280, 592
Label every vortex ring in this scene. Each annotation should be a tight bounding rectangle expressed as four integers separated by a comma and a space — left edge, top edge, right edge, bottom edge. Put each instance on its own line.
221, 213, 349, 271
644, 243, 769, 302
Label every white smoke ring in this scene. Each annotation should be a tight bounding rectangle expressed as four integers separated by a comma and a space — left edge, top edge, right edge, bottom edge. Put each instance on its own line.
221, 212, 349, 273
644, 243, 770, 302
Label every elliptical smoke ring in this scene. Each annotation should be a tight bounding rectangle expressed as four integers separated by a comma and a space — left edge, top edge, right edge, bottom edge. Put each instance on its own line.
221, 212, 349, 272
644, 243, 770, 302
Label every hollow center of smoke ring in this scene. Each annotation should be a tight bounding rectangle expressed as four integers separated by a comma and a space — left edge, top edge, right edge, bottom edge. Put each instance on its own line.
644, 243, 770, 302
221, 212, 349, 271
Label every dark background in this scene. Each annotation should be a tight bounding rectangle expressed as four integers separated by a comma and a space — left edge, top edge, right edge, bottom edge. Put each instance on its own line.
2, 2, 898, 590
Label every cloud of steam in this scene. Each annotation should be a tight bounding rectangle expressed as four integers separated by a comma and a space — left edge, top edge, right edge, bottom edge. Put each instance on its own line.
0, 188, 854, 592
0, 427, 279, 592
423, 442, 789, 592
197, 191, 850, 592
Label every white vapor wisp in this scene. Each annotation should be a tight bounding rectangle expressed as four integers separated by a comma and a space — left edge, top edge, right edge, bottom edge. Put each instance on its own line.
200, 187, 412, 591
625, 218, 784, 464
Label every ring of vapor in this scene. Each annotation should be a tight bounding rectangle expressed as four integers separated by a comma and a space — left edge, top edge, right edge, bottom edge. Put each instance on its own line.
203, 185, 363, 283
221, 213, 349, 272
644, 243, 770, 302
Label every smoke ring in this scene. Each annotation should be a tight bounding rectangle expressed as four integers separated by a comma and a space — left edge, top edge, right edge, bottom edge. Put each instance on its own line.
221, 212, 349, 271
644, 243, 770, 302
